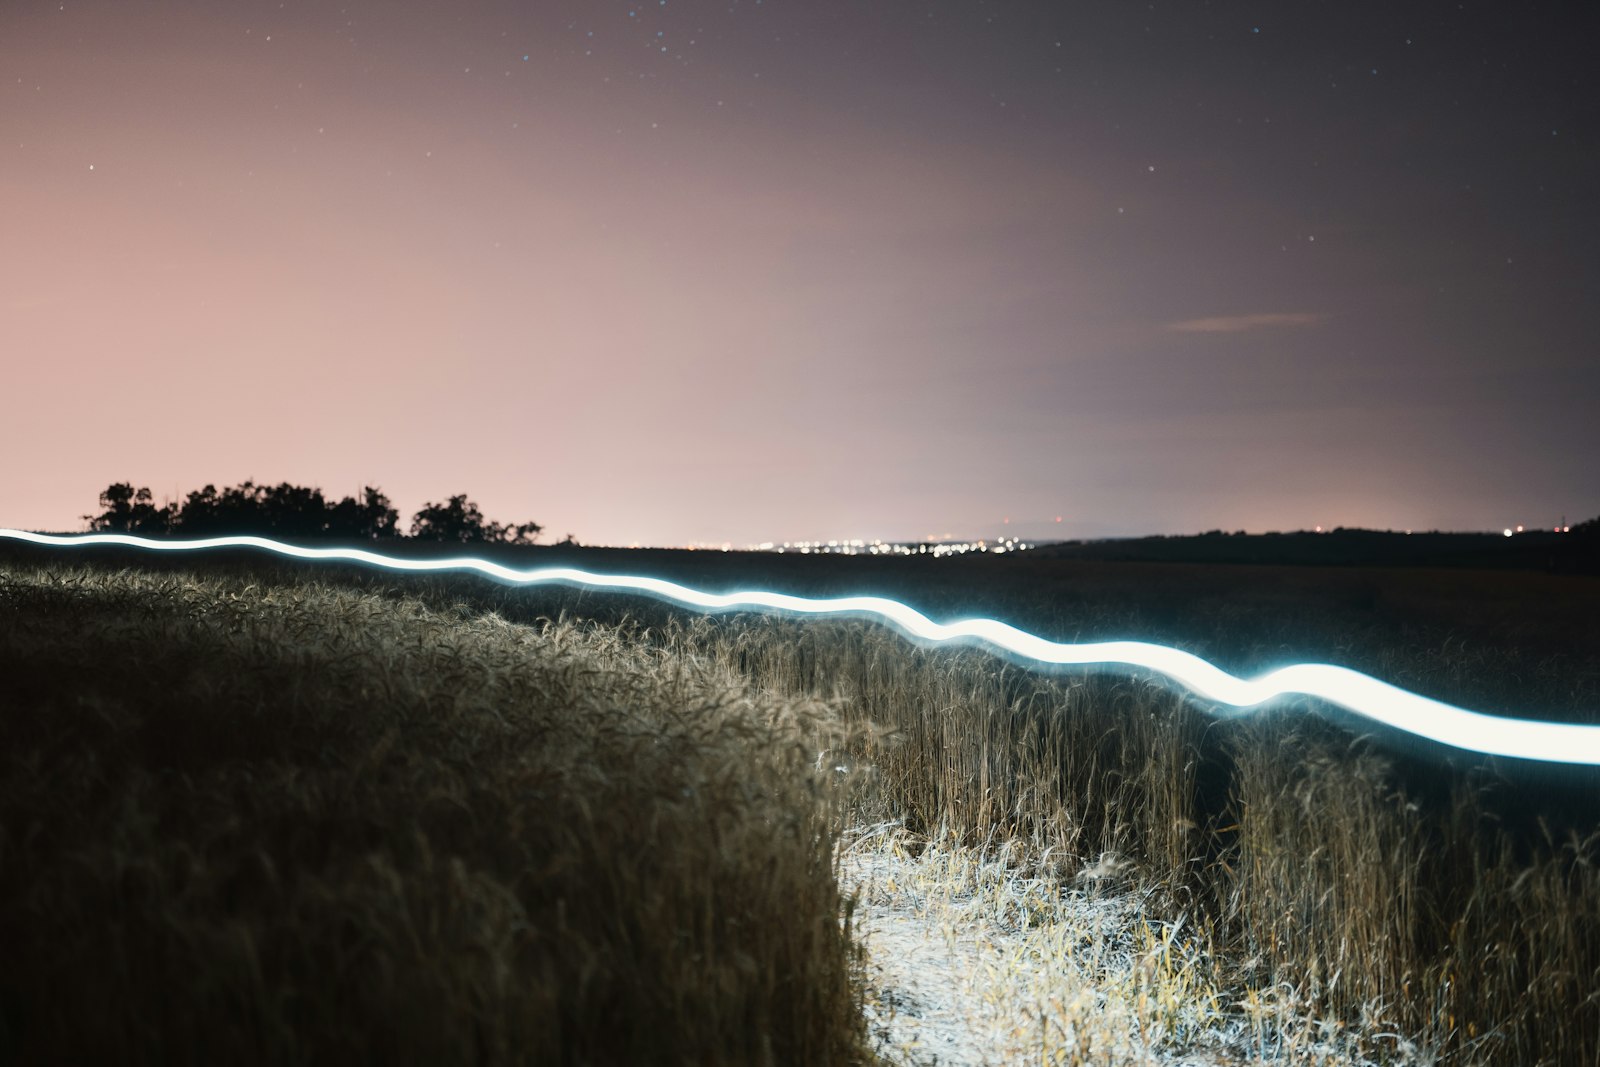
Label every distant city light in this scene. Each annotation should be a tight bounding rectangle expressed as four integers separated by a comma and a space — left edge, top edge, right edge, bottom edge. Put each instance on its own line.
1504, 529, 1514, 537
766, 536, 1028, 558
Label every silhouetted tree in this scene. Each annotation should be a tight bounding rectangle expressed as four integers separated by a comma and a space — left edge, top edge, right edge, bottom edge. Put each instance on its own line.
163, 481, 392, 540
259, 483, 330, 539
173, 482, 271, 536
326, 487, 400, 539
84, 483, 172, 534
173, 484, 221, 533
88, 482, 536, 544
410, 495, 542, 544
410, 495, 489, 543
486, 519, 544, 545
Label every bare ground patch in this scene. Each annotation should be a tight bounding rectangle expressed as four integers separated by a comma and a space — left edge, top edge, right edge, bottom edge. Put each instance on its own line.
840, 824, 1432, 1067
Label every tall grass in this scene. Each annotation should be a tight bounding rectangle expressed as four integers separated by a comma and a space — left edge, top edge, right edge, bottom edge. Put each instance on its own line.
670, 613, 1600, 1065
0, 564, 868, 1065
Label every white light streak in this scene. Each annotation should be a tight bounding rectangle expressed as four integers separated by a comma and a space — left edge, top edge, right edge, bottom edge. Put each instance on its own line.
4, 528, 1599, 766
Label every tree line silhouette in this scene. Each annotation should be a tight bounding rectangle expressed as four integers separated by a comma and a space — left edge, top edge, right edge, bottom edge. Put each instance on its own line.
85, 482, 545, 545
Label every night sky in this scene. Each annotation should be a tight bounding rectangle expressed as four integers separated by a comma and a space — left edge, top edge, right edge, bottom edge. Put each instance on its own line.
5, 1, 1597, 547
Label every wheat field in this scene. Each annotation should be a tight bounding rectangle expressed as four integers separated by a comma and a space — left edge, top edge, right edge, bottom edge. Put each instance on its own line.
2, 545, 1597, 1064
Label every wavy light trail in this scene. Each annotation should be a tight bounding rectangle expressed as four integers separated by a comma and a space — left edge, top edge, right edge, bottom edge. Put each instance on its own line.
4, 528, 1598, 765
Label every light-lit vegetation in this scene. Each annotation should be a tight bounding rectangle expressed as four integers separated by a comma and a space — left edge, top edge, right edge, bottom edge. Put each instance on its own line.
669, 609, 1599, 1065
2, 547, 1597, 1064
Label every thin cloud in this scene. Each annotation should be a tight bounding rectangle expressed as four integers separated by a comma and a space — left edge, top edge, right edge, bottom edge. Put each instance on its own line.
1167, 312, 1326, 333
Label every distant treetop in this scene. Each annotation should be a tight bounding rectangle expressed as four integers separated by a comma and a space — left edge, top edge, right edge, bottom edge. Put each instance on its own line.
84, 482, 540, 545
409, 494, 542, 545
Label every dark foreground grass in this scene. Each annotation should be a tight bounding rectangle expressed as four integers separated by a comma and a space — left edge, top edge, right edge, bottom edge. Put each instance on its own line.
0, 564, 866, 1065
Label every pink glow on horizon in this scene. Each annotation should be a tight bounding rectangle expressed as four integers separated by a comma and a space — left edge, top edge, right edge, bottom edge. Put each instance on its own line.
3, 3, 1594, 545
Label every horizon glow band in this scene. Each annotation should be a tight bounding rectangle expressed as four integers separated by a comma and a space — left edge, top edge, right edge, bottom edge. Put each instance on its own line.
3, 528, 1598, 766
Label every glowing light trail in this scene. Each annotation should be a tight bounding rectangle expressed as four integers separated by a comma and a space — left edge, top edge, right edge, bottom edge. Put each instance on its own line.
4, 528, 1598, 766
